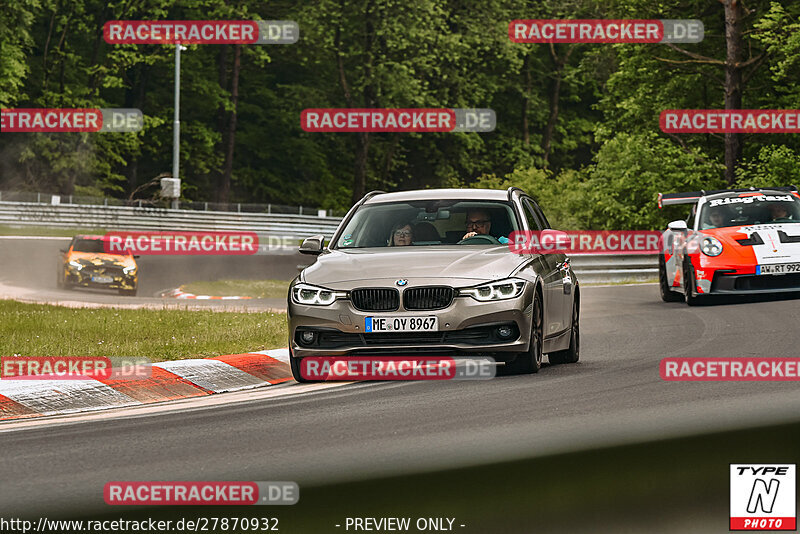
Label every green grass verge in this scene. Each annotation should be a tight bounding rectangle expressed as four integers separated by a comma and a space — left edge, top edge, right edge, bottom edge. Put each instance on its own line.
0, 300, 287, 361
180, 279, 291, 299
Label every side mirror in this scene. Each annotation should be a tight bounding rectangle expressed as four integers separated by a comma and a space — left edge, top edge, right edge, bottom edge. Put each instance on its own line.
299, 235, 324, 255
540, 229, 570, 249
667, 220, 688, 232
133, 255, 140, 259
59, 248, 67, 253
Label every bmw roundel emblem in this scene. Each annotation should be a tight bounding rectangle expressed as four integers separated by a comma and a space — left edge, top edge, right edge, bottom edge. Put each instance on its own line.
396, 279, 408, 286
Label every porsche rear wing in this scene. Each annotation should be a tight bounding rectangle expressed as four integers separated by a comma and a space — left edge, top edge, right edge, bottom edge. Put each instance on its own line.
658, 186, 798, 209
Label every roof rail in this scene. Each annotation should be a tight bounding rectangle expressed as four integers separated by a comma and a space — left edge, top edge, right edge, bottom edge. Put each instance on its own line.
658, 186, 798, 208
363, 190, 387, 201
507, 186, 524, 200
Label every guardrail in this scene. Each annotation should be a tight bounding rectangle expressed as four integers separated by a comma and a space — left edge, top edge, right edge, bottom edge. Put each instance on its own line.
1, 201, 658, 283
0, 201, 343, 240
570, 254, 658, 284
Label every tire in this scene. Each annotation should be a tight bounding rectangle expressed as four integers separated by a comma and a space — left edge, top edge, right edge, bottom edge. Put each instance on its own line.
119, 288, 137, 297
549, 292, 580, 364
498, 288, 543, 375
289, 348, 314, 383
659, 255, 683, 302
683, 261, 702, 306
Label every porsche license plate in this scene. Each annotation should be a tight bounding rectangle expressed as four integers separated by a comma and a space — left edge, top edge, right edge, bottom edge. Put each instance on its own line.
757, 263, 800, 275
92, 275, 113, 284
365, 316, 438, 333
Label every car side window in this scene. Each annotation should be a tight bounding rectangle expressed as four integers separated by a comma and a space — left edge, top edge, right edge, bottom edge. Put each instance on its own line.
522, 198, 544, 231
529, 199, 551, 229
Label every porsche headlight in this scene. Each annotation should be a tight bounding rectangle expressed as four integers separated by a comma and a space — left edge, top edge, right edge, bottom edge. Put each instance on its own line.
701, 236, 723, 257
68, 260, 83, 271
291, 283, 346, 306
460, 278, 526, 301
123, 265, 136, 275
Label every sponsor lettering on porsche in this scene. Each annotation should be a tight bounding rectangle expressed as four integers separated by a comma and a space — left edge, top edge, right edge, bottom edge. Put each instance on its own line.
707, 195, 795, 207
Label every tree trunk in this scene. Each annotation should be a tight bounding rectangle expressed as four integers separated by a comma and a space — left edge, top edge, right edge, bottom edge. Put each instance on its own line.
723, 0, 743, 186
542, 74, 562, 169
124, 65, 148, 194
543, 44, 572, 169
521, 53, 531, 146
220, 44, 241, 205
214, 46, 229, 203
353, 133, 370, 202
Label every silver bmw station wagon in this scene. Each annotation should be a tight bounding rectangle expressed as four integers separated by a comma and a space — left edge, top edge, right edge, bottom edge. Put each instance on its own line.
287, 188, 580, 382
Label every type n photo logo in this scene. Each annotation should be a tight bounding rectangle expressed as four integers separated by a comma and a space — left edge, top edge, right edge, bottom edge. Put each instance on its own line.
730, 464, 796, 530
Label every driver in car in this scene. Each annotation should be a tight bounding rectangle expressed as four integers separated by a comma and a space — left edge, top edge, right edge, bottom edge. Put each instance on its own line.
768, 203, 793, 222
462, 208, 509, 244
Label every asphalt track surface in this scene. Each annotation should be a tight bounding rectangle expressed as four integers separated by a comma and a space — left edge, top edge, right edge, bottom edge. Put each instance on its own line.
0, 237, 309, 310
2, 278, 800, 532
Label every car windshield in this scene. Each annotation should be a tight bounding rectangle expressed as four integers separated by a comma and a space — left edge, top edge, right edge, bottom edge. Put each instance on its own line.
699, 194, 800, 229
72, 239, 106, 253
335, 200, 519, 248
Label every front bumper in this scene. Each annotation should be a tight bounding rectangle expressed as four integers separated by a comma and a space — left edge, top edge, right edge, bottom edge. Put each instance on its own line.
692, 259, 800, 295
288, 288, 534, 360
711, 271, 800, 294
65, 267, 137, 290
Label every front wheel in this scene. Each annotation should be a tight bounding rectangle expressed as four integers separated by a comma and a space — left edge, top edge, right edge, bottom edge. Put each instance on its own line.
498, 289, 543, 375
683, 262, 703, 306
549, 293, 579, 364
659, 255, 683, 302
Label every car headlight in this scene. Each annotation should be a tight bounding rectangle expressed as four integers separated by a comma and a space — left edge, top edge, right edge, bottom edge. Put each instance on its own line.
291, 283, 346, 306
701, 236, 723, 256
459, 278, 526, 301
123, 265, 136, 275
68, 260, 83, 271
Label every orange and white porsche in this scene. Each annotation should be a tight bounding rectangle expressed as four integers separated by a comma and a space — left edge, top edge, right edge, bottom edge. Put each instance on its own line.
658, 187, 800, 304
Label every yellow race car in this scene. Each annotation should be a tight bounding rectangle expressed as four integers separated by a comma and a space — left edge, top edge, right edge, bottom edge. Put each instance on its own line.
58, 235, 139, 296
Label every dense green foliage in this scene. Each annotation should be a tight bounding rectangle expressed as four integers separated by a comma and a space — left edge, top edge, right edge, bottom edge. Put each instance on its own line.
1, 0, 799, 228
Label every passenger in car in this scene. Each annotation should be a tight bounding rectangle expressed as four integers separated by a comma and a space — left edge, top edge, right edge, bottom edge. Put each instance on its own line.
388, 222, 414, 246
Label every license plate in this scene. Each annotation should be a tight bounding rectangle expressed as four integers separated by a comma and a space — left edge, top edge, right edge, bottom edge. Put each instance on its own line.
365, 316, 438, 333
757, 263, 800, 275
91, 275, 113, 284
